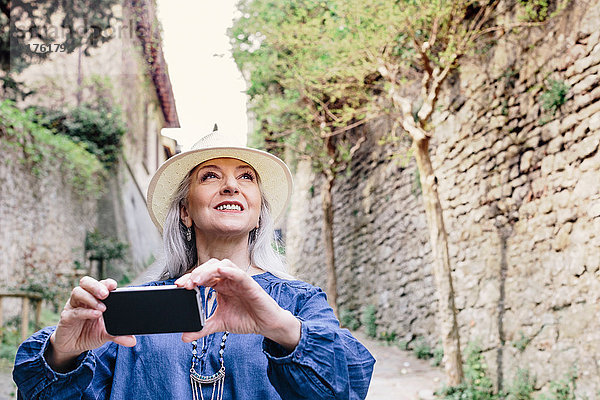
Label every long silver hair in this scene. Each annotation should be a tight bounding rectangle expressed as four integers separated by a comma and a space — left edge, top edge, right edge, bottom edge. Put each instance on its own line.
159, 168, 292, 280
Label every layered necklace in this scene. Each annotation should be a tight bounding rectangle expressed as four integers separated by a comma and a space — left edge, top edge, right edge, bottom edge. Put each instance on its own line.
190, 331, 229, 400
189, 264, 251, 400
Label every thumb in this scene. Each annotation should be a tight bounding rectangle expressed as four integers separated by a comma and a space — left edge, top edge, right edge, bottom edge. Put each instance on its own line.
111, 335, 137, 347
181, 319, 218, 343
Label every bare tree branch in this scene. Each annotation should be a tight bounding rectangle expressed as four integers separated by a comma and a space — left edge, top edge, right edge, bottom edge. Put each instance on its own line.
321, 113, 382, 138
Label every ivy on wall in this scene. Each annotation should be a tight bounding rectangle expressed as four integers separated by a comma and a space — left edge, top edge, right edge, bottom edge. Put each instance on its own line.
30, 102, 126, 168
0, 100, 105, 197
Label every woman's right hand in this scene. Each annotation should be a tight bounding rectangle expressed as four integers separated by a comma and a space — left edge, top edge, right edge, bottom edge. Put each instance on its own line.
46, 276, 136, 372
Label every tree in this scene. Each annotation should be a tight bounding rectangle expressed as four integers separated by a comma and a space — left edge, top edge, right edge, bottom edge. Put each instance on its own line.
231, 0, 378, 317
0, 0, 119, 98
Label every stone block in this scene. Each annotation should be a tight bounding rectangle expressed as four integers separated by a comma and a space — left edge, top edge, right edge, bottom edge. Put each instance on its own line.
567, 249, 587, 276
570, 220, 593, 245
560, 114, 579, 134
541, 120, 560, 141
578, 100, 600, 122
501, 183, 513, 198
561, 44, 587, 70
590, 112, 600, 132
505, 144, 521, 161
538, 198, 553, 214
509, 164, 520, 180
558, 304, 598, 340
524, 133, 541, 149
488, 186, 503, 201
553, 222, 572, 251
541, 155, 555, 176
574, 135, 600, 160
587, 31, 600, 52
572, 118, 589, 141
557, 207, 578, 225
574, 47, 600, 74
511, 175, 528, 189
588, 200, 600, 218
496, 151, 507, 165
572, 74, 599, 95
531, 177, 547, 195
574, 170, 600, 199
552, 152, 568, 172
578, 147, 598, 169
520, 150, 534, 172
586, 252, 600, 273
531, 324, 558, 352
548, 135, 564, 154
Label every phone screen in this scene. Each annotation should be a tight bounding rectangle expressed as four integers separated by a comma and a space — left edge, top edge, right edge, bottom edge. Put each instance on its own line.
102, 285, 204, 336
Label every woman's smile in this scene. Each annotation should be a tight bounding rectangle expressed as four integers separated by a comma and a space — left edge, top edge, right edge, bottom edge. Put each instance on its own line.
214, 201, 244, 212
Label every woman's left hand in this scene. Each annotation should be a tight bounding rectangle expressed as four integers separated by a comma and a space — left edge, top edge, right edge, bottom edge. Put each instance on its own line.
175, 258, 301, 350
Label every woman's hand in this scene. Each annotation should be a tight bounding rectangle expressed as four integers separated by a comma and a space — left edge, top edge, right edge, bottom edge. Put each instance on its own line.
175, 259, 301, 351
47, 276, 136, 372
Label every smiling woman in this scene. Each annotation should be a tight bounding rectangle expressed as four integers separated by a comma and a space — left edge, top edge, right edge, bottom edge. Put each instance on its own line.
13, 130, 375, 400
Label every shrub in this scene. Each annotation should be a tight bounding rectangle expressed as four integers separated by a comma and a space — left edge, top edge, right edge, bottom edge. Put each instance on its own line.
339, 308, 361, 331
540, 79, 569, 115
537, 367, 578, 400
85, 230, 128, 262
413, 336, 434, 360
360, 304, 377, 338
505, 369, 535, 400
518, 0, 550, 21
436, 343, 496, 400
379, 331, 397, 346
512, 331, 530, 352
432, 343, 444, 367
30, 102, 126, 168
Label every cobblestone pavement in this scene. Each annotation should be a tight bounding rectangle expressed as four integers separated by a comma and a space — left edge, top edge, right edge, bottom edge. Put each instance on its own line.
0, 333, 446, 400
354, 332, 446, 400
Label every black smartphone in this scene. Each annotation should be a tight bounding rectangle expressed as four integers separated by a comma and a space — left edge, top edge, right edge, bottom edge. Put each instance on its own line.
101, 285, 204, 336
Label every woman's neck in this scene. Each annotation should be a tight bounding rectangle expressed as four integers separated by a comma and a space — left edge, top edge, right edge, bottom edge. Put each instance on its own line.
194, 233, 251, 270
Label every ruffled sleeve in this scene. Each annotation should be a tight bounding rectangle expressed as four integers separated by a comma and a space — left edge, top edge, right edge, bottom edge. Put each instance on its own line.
262, 285, 375, 399
13, 326, 117, 400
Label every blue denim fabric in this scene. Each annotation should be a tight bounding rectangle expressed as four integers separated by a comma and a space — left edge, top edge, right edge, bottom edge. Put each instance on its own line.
13, 272, 375, 399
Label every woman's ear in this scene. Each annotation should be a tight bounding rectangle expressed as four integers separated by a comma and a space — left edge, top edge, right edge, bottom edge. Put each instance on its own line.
180, 204, 193, 228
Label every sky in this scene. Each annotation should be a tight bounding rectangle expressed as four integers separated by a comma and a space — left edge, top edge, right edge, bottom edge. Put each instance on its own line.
155, 0, 248, 150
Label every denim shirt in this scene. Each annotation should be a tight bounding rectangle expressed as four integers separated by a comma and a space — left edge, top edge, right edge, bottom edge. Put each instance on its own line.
13, 272, 375, 399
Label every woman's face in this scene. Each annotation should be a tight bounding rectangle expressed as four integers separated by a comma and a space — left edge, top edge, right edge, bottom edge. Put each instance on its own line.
182, 157, 261, 239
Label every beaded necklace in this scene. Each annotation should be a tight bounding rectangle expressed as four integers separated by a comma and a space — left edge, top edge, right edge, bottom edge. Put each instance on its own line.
190, 331, 229, 400
189, 265, 251, 400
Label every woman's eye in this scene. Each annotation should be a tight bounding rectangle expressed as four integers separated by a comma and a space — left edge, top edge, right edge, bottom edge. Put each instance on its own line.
240, 172, 254, 180
201, 172, 218, 181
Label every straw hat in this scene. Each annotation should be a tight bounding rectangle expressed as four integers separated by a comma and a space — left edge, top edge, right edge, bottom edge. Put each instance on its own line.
146, 131, 293, 232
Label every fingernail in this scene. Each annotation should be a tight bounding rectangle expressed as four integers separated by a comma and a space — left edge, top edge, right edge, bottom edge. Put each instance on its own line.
97, 302, 106, 311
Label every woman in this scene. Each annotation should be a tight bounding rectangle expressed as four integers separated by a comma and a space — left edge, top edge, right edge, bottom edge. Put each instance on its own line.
13, 131, 375, 399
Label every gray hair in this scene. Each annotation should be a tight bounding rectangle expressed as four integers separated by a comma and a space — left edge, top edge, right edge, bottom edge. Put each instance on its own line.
159, 170, 293, 280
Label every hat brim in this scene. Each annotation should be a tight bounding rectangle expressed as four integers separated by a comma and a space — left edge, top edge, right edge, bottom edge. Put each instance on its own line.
146, 147, 293, 233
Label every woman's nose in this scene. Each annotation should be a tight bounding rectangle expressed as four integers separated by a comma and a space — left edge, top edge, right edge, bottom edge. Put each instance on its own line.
220, 175, 240, 194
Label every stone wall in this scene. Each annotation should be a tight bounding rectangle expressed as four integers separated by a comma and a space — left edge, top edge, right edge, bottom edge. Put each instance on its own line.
286, 0, 600, 394
0, 147, 97, 313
